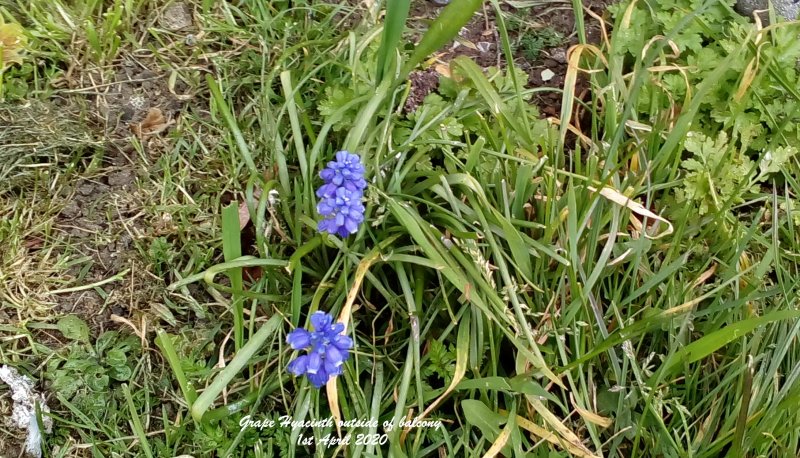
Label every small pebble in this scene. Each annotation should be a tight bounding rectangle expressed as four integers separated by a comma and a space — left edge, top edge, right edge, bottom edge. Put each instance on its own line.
160, 2, 193, 31
78, 184, 95, 196
61, 201, 81, 218
476, 42, 492, 53
550, 48, 567, 64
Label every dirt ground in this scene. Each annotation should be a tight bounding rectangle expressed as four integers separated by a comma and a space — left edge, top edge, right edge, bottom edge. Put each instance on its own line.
408, 0, 612, 117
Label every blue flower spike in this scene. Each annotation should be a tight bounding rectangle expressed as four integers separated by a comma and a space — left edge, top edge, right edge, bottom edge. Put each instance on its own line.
316, 151, 367, 237
286, 311, 353, 388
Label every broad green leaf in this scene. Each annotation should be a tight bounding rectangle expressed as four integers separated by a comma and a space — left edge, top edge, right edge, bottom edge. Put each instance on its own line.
105, 348, 127, 368
462, 399, 505, 442
456, 375, 559, 404
57, 315, 90, 342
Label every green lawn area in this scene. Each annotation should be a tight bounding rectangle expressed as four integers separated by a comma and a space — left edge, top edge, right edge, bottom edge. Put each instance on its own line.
1, 0, 800, 457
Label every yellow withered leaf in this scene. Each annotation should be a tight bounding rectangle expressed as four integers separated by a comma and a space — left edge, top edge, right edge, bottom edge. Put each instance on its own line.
0, 22, 27, 66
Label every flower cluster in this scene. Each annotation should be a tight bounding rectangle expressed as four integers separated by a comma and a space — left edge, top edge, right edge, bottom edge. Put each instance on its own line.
316, 151, 367, 237
286, 311, 353, 387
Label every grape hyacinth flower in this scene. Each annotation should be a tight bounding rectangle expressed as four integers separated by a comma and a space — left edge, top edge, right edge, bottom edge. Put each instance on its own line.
286, 311, 353, 388
316, 151, 367, 237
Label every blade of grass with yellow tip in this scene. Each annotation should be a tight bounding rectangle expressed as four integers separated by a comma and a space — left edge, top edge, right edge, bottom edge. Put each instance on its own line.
504, 410, 601, 458
558, 44, 606, 155
484, 401, 517, 458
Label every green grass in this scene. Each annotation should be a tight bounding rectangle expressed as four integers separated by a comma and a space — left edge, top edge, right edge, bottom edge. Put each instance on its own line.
1, 0, 800, 457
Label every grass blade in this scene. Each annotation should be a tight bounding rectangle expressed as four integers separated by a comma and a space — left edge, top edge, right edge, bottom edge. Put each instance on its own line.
399, 0, 483, 80
167, 257, 289, 291
154, 330, 198, 408
191, 314, 283, 423
122, 384, 154, 458
376, 0, 410, 82
222, 202, 245, 350
206, 75, 257, 175
658, 309, 800, 376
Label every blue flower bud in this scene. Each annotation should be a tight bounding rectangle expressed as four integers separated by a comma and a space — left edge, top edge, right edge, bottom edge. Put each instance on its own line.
316, 151, 367, 237
285, 311, 353, 387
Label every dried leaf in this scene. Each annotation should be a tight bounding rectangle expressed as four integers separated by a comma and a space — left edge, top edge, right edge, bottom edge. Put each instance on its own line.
131, 108, 172, 137
141, 107, 166, 130
433, 64, 452, 78
237, 189, 262, 229
455, 37, 478, 51
22, 237, 44, 249
570, 394, 612, 428
238, 200, 251, 230
588, 185, 673, 239
691, 264, 717, 288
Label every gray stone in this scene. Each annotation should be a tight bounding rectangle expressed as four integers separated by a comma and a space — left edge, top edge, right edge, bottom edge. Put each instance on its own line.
160, 2, 193, 31
61, 200, 81, 218
735, 0, 799, 21
775, 0, 800, 19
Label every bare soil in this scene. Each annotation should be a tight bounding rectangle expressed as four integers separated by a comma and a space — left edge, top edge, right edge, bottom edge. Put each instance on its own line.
53, 157, 144, 330
409, 0, 612, 117
3, 66, 190, 338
